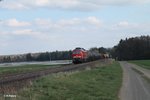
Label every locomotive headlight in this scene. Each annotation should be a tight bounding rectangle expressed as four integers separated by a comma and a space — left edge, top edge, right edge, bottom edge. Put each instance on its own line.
73, 55, 81, 58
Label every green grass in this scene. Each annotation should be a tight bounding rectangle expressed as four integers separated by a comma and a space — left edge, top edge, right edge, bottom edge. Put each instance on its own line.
129, 60, 150, 69
0, 64, 60, 75
17, 61, 122, 100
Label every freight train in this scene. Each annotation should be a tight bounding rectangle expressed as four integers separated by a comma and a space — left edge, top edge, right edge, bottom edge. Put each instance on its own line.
72, 47, 103, 64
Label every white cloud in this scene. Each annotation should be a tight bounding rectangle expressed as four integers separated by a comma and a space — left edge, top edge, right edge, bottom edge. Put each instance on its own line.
1, 18, 150, 37
1, 18, 149, 37
0, 31, 8, 35
35, 0, 50, 7
34, 18, 52, 27
10, 29, 51, 41
82, 0, 150, 6
57, 18, 81, 27
117, 21, 129, 27
43, 0, 79, 8
112, 21, 139, 30
0, 0, 80, 10
1, 1, 27, 10
1, 0, 150, 11
12, 29, 34, 35
0, 17, 104, 49
3, 19, 31, 27
34, 17, 102, 30
84, 16, 102, 27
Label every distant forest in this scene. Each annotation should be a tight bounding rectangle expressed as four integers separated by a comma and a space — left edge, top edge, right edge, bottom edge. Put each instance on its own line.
0, 51, 72, 63
111, 35, 150, 60
0, 47, 109, 63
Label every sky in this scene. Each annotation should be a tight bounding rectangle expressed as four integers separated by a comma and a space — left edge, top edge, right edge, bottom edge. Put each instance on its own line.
0, 0, 150, 55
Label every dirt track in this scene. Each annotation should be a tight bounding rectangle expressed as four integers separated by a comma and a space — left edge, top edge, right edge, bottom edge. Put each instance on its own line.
119, 61, 150, 100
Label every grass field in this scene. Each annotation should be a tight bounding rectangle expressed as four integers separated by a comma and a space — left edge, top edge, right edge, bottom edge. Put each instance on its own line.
129, 60, 150, 70
0, 64, 60, 75
17, 61, 122, 100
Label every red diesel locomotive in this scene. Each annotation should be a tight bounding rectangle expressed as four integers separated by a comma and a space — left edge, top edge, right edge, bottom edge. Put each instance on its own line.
72, 47, 108, 64
72, 47, 102, 64
72, 48, 88, 64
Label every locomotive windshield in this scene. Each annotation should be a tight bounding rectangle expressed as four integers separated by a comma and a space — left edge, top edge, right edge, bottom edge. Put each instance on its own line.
72, 51, 81, 54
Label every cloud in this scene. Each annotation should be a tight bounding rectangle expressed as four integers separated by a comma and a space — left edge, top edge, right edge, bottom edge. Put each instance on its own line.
84, 16, 102, 27
1, 0, 150, 11
107, 21, 150, 38
1, 18, 150, 38
34, 0, 50, 7
0, 17, 104, 49
112, 21, 139, 30
34, 18, 52, 28
3, 19, 31, 27
117, 21, 129, 27
34, 17, 102, 30
12, 29, 35, 35
0, 17, 102, 35
2, 18, 149, 39
1, 1, 27, 10
83, 0, 150, 6
57, 18, 81, 27
0, 0, 80, 10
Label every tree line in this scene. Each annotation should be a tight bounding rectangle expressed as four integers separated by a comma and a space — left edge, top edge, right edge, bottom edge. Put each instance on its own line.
0, 47, 110, 63
0, 50, 72, 63
111, 35, 150, 60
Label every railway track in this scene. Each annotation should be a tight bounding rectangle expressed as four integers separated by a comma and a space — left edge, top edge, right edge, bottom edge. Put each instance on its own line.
0, 59, 111, 94
0, 60, 106, 84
